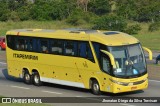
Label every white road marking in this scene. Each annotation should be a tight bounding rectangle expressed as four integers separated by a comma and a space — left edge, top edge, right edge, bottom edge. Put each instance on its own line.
120, 103, 136, 106
149, 79, 160, 83
0, 62, 6, 65
10, 85, 30, 90
75, 96, 83, 97
42, 90, 62, 95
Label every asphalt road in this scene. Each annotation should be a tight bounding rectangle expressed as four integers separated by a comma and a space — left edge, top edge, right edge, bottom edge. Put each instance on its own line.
0, 51, 160, 106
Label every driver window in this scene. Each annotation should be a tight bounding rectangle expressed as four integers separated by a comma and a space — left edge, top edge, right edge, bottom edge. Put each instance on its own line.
101, 54, 111, 74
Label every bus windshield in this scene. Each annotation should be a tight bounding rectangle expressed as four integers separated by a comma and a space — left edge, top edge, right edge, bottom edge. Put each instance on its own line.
108, 44, 146, 78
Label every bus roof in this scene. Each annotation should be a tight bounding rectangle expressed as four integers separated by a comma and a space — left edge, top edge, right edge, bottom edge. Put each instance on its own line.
6, 29, 139, 46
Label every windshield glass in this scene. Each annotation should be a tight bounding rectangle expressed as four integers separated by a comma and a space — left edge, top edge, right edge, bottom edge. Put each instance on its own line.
108, 44, 146, 78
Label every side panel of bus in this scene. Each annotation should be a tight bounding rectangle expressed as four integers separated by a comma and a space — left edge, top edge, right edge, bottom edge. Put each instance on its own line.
6, 35, 106, 90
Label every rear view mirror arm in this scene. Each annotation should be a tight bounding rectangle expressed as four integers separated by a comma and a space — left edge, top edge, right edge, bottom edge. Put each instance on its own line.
100, 50, 116, 68
142, 47, 152, 60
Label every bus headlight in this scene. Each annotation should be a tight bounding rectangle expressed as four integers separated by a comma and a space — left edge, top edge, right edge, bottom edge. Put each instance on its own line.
109, 78, 129, 86
143, 78, 148, 81
109, 78, 148, 86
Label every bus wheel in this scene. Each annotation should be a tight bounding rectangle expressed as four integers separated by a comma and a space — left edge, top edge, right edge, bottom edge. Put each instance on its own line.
23, 71, 32, 84
91, 80, 101, 95
0, 46, 2, 51
33, 72, 42, 86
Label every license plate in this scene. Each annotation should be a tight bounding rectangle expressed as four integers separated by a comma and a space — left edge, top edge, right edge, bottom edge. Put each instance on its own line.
131, 86, 137, 90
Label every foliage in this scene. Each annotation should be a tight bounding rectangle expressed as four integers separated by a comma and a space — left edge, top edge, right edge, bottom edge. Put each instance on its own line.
9, 11, 20, 21
93, 15, 127, 31
66, 9, 92, 26
0, 0, 159, 23
136, 0, 160, 22
125, 24, 141, 34
88, 0, 111, 15
116, 0, 138, 20
0, 0, 159, 33
116, 0, 160, 22
30, 0, 52, 21
49, 1, 70, 20
0, 2, 10, 21
148, 22, 160, 32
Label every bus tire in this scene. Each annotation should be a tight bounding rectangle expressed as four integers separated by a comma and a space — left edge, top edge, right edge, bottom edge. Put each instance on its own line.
0, 46, 2, 51
23, 71, 32, 84
33, 72, 42, 86
91, 79, 101, 95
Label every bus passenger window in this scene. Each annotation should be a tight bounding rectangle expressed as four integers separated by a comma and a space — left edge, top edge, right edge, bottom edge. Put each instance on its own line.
42, 45, 48, 53
7, 36, 15, 49
92, 42, 100, 60
86, 44, 94, 62
79, 42, 87, 58
28, 39, 33, 51
23, 39, 28, 50
16, 38, 25, 50
40, 40, 48, 53
50, 40, 63, 55
79, 42, 94, 62
16, 42, 20, 50
65, 41, 74, 56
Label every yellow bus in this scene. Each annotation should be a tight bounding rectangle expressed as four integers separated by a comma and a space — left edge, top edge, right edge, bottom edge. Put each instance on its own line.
6, 29, 152, 95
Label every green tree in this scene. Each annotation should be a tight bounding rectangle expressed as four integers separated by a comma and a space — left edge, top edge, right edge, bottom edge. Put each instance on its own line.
148, 22, 160, 32
136, 0, 160, 22
64, 0, 76, 16
76, 0, 90, 12
0, 1, 10, 21
0, 0, 32, 21
93, 15, 127, 31
116, 0, 138, 20
30, 0, 52, 21
88, 0, 111, 15
49, 0, 71, 20
17, 5, 32, 21
30, 0, 74, 21
125, 24, 141, 34
9, 11, 20, 21
66, 8, 91, 25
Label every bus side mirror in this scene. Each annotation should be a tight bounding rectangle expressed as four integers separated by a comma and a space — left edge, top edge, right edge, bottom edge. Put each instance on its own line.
100, 50, 116, 68
142, 47, 152, 60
